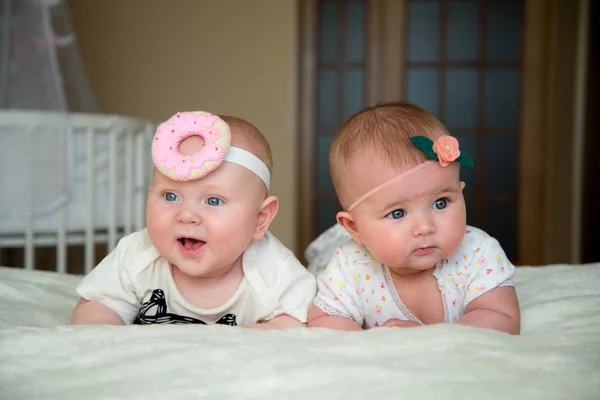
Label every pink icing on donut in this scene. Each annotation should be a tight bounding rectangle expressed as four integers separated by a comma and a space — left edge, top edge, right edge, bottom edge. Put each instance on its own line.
151, 111, 231, 181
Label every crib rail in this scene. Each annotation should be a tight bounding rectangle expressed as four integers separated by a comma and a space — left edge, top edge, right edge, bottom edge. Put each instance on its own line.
0, 110, 155, 274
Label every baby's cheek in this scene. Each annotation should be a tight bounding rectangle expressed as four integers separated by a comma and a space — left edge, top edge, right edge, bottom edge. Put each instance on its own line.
446, 225, 465, 254
147, 213, 171, 245
370, 236, 401, 265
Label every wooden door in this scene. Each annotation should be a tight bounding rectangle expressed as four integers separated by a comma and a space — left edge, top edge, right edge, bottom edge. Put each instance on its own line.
298, 0, 587, 266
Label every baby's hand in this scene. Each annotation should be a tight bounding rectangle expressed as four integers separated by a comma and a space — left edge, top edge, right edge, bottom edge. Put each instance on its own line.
381, 318, 420, 328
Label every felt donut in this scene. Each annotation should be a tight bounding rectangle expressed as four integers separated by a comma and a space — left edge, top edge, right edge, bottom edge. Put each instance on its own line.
151, 111, 231, 181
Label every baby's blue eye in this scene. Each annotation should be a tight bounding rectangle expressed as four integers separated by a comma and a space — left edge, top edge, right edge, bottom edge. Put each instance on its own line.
206, 197, 223, 206
433, 198, 447, 210
386, 209, 405, 219
164, 192, 178, 202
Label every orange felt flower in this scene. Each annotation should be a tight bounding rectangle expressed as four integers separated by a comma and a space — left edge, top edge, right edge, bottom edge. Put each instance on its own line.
432, 136, 461, 167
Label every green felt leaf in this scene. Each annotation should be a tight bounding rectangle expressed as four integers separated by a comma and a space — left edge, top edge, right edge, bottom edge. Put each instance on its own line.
409, 136, 438, 160
457, 152, 474, 167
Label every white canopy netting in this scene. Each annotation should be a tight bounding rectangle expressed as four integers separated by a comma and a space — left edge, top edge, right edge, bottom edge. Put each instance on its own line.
0, 0, 98, 222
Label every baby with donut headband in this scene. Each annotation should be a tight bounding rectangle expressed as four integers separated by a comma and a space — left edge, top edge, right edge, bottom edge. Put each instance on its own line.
72, 111, 317, 329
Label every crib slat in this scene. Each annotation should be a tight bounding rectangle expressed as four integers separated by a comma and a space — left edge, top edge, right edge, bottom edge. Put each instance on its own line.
25, 125, 34, 270
134, 131, 146, 231
84, 128, 95, 274
57, 209, 67, 273
57, 124, 68, 274
124, 130, 133, 235
25, 218, 34, 270
108, 129, 118, 250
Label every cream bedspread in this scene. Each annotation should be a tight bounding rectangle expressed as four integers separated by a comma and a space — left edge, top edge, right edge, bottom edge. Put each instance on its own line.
0, 264, 599, 399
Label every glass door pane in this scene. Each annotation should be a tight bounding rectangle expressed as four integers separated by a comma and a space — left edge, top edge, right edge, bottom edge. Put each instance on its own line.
404, 0, 523, 261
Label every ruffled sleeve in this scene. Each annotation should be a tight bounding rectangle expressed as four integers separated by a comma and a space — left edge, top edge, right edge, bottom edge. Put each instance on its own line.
463, 235, 516, 307
313, 246, 365, 327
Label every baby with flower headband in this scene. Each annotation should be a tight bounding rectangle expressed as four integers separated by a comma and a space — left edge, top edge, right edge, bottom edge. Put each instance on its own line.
72, 111, 316, 328
307, 103, 520, 334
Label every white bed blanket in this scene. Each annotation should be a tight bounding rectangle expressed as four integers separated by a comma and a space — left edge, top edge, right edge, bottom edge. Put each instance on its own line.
1, 264, 599, 400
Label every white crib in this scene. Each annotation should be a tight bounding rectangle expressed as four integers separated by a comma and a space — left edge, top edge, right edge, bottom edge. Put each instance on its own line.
0, 110, 155, 273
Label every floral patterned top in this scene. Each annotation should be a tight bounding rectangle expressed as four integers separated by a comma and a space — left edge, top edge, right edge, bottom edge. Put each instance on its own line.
313, 226, 515, 329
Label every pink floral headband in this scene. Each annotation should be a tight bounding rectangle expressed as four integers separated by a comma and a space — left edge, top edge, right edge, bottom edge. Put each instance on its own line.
346, 135, 473, 211
409, 135, 473, 167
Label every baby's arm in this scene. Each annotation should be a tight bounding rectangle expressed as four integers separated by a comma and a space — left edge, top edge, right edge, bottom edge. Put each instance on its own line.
248, 253, 317, 330
459, 286, 520, 334
459, 235, 521, 334
244, 314, 305, 330
71, 298, 125, 325
307, 305, 362, 331
307, 247, 366, 331
70, 232, 146, 325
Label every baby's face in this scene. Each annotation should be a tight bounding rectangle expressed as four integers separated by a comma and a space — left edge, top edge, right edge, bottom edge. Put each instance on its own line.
345, 157, 467, 275
146, 162, 267, 279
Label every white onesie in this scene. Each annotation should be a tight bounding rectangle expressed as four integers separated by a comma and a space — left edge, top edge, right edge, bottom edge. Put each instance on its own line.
77, 229, 317, 326
313, 226, 515, 328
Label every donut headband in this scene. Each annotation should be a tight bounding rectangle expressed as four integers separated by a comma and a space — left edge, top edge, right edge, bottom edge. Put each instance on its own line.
347, 135, 473, 211
151, 111, 270, 189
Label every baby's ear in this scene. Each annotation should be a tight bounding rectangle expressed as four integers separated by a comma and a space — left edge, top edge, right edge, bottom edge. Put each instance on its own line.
460, 181, 466, 190
253, 196, 279, 239
336, 211, 364, 246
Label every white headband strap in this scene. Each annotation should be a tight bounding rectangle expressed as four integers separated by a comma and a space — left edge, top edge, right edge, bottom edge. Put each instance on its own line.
224, 146, 271, 189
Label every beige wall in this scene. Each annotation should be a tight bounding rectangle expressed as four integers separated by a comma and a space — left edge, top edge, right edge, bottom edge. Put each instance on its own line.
69, 0, 300, 253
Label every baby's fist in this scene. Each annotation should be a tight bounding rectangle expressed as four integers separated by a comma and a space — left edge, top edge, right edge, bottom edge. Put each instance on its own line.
381, 318, 420, 328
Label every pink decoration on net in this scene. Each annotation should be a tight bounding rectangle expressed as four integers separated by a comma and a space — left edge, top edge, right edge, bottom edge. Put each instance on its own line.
36, 37, 52, 51
11, 36, 28, 59
151, 111, 231, 181
432, 135, 461, 167
42, 71, 54, 87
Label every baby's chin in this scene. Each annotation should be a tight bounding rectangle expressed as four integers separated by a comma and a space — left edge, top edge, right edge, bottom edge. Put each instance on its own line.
170, 261, 212, 280
389, 264, 435, 276
388, 254, 442, 274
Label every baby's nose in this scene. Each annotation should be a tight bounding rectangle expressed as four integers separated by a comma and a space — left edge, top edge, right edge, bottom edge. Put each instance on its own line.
411, 213, 436, 237
177, 206, 201, 224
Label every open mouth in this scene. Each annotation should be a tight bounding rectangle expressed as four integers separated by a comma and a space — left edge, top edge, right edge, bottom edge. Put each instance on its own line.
177, 237, 206, 252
